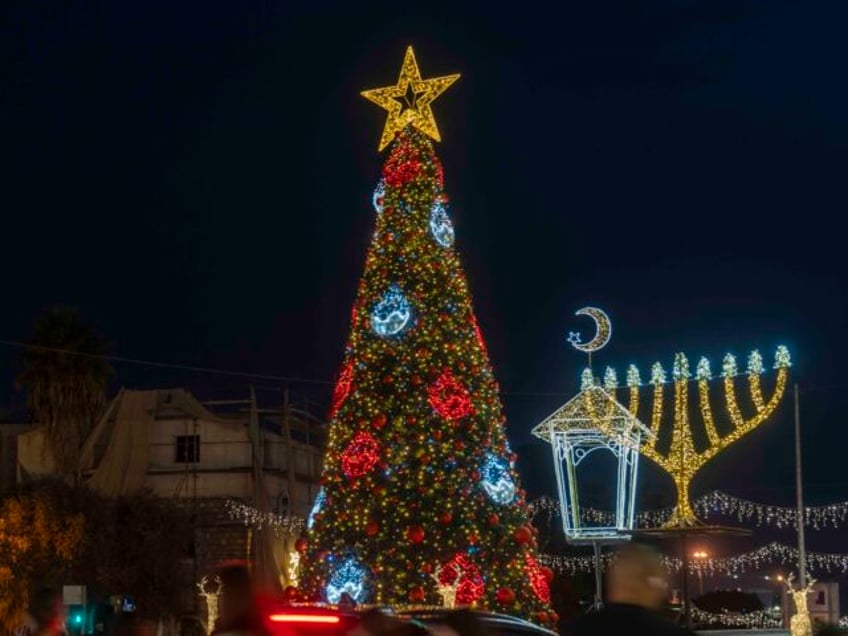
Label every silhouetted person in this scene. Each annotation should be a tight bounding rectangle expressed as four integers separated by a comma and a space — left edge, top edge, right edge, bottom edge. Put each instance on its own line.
29, 588, 66, 636
428, 610, 490, 636
211, 564, 270, 636
566, 543, 695, 636
347, 609, 430, 636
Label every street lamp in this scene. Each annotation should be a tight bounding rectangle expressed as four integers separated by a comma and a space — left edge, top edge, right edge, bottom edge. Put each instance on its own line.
692, 550, 709, 597
532, 366, 651, 609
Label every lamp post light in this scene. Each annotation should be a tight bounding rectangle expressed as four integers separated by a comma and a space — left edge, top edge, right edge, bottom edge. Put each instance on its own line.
692, 551, 708, 597
532, 362, 651, 608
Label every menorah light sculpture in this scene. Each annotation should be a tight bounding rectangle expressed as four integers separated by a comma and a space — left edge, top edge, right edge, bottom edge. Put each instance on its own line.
785, 573, 816, 636
197, 575, 224, 635
612, 346, 790, 527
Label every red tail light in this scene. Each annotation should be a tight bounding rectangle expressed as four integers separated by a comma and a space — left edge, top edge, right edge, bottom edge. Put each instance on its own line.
268, 615, 341, 625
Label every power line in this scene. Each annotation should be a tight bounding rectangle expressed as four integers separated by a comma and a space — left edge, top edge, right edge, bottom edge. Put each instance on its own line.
2, 337, 845, 396
0, 339, 333, 386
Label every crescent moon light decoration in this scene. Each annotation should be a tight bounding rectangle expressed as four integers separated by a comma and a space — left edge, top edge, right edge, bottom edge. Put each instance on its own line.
567, 307, 612, 353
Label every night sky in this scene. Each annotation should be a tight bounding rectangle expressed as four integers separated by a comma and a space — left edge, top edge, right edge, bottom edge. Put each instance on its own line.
3, 0, 848, 523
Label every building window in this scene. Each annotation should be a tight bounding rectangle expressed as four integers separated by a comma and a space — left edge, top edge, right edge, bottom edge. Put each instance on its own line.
176, 435, 200, 463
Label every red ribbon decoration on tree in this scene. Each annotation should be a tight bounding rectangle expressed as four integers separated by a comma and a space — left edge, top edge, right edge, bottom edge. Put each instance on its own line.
471, 314, 488, 358
428, 369, 473, 420
341, 431, 380, 479
329, 359, 354, 419
440, 552, 485, 605
524, 553, 551, 603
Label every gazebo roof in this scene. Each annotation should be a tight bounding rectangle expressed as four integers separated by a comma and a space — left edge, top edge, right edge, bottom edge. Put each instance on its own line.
531, 384, 651, 443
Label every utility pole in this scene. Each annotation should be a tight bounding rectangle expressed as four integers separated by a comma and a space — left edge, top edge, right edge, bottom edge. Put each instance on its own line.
794, 384, 807, 587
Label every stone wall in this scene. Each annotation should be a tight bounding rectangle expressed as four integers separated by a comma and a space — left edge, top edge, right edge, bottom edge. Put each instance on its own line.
173, 497, 251, 617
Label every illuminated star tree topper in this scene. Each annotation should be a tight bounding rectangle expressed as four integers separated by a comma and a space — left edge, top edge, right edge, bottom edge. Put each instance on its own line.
361, 46, 460, 151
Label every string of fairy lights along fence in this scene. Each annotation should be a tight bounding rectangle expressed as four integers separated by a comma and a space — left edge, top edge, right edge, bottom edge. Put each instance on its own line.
538, 541, 848, 576
690, 606, 782, 630
224, 497, 848, 579
528, 491, 848, 530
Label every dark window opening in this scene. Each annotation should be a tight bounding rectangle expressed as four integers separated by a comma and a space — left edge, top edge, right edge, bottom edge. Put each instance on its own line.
176, 435, 200, 463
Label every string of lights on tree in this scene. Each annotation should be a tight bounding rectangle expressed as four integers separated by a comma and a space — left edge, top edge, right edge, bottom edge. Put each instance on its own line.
538, 542, 848, 576
224, 499, 304, 534
529, 490, 848, 529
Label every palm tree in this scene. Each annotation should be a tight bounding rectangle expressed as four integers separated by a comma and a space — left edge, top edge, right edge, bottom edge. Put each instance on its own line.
16, 306, 113, 477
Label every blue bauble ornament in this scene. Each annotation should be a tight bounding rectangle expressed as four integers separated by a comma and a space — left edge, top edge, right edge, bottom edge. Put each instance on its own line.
371, 284, 412, 336
372, 179, 386, 214
481, 452, 516, 505
325, 555, 369, 604
429, 200, 455, 247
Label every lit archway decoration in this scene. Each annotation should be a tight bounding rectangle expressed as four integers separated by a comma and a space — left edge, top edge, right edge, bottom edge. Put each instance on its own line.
439, 552, 484, 605
428, 369, 473, 420
341, 432, 380, 479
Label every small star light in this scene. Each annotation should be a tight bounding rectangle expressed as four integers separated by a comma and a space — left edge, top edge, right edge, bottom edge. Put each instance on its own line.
361, 46, 460, 151
567, 332, 582, 347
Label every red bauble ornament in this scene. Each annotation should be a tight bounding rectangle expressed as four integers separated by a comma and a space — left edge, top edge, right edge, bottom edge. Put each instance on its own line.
433, 430, 442, 440
411, 374, 423, 386
341, 431, 380, 479
407, 525, 425, 544
372, 413, 387, 429
383, 375, 393, 384
537, 612, 549, 625
471, 470, 481, 481
540, 566, 554, 584
525, 553, 552, 603
487, 513, 500, 526
454, 440, 465, 451
513, 525, 533, 544
294, 537, 308, 553
496, 587, 515, 605
283, 585, 299, 601
329, 359, 354, 418
408, 587, 426, 603
428, 369, 473, 420
365, 520, 379, 537
438, 511, 453, 525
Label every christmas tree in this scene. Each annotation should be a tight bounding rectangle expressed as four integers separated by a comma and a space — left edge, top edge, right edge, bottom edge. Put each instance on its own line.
299, 47, 555, 627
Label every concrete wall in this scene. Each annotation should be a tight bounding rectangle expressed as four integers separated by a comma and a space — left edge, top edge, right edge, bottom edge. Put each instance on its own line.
149, 415, 322, 517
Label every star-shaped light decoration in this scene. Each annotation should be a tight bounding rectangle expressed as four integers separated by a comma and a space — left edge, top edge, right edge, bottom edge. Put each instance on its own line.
567, 332, 582, 347
361, 46, 460, 151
